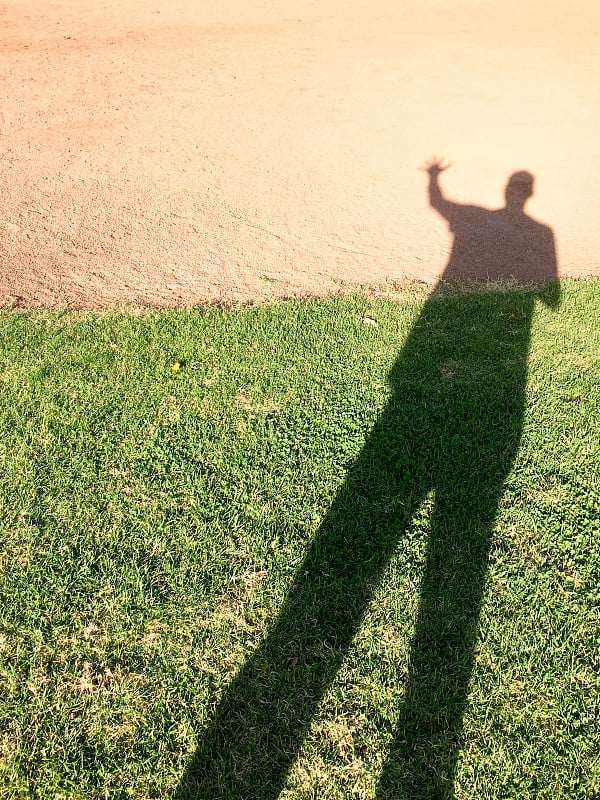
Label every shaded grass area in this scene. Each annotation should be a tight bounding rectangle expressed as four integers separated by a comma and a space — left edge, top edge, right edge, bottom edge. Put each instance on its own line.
0, 280, 599, 798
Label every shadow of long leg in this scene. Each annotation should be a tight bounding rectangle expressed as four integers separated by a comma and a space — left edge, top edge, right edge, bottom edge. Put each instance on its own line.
176, 411, 426, 800
376, 478, 508, 798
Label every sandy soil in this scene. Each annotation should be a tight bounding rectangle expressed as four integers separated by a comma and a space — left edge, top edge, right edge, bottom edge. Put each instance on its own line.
1, 0, 599, 308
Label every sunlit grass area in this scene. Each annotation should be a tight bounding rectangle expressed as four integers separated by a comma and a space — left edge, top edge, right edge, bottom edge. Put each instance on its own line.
0, 280, 599, 799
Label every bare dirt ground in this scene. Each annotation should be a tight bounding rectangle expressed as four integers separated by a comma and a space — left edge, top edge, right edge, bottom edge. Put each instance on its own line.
1, 0, 599, 308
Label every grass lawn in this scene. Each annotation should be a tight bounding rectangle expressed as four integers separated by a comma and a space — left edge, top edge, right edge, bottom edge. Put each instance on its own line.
0, 279, 599, 799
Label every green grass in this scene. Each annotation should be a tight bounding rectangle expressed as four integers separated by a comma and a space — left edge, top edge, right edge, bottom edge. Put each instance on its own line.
0, 279, 599, 799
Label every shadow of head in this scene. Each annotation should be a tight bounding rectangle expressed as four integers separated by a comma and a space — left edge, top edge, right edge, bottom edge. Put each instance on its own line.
504, 170, 535, 211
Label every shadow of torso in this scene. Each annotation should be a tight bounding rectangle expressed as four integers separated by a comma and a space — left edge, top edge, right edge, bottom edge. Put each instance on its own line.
443, 204, 556, 283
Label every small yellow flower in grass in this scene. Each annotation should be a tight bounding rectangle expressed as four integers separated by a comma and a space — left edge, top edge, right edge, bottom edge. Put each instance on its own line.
171, 360, 181, 372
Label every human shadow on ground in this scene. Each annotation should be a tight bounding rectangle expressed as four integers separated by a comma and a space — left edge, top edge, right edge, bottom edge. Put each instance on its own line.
175, 162, 559, 799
